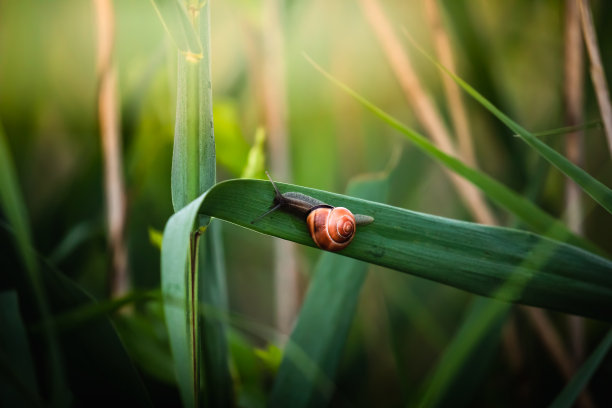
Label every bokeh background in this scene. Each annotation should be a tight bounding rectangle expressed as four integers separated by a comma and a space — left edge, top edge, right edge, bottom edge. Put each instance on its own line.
1, 0, 612, 406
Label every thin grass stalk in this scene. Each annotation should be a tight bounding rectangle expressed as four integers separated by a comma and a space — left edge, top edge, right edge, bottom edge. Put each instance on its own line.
94, 0, 129, 299
578, 0, 612, 156
262, 0, 300, 336
423, 0, 475, 168
564, 0, 587, 379
0, 125, 70, 406
358, 0, 496, 225
523, 307, 594, 408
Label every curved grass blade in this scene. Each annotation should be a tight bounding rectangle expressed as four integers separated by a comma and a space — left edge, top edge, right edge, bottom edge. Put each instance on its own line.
407, 38, 612, 215
269, 173, 390, 407
161, 200, 232, 407
0, 123, 70, 406
549, 329, 612, 408
302, 55, 600, 255
149, 0, 202, 55
188, 179, 612, 322
161, 195, 204, 407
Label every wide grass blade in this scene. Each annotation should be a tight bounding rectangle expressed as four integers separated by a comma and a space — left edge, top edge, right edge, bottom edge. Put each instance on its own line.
149, 0, 202, 55
549, 329, 612, 408
408, 39, 612, 215
189, 179, 612, 322
0, 122, 70, 406
269, 174, 389, 407
0, 291, 40, 407
303, 55, 600, 255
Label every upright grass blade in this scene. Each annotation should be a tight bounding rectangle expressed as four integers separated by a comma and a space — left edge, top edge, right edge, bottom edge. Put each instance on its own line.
0, 290, 40, 407
549, 329, 612, 408
269, 174, 390, 407
154, 1, 229, 406
168, 0, 215, 212
186, 179, 612, 321
149, 0, 202, 56
198, 221, 233, 407
161, 200, 232, 407
407, 38, 612, 215
0, 122, 70, 406
161, 196, 204, 407
302, 55, 600, 255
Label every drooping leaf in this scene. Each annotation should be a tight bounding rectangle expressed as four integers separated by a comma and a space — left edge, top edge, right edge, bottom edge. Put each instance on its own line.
178, 179, 611, 322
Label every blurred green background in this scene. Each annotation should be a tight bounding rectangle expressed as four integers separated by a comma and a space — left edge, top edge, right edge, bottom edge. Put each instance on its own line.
1, 0, 611, 406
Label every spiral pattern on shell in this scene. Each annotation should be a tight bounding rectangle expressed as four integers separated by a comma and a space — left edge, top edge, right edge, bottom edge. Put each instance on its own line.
306, 207, 356, 251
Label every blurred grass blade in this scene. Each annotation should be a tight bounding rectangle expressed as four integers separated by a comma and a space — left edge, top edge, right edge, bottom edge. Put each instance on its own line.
166, 0, 215, 212
417, 297, 509, 408
40, 267, 152, 406
531, 120, 601, 137
197, 220, 233, 406
241, 127, 267, 179
191, 179, 612, 322
0, 291, 40, 407
407, 39, 612, 215
149, 0, 202, 55
269, 173, 390, 407
0, 122, 70, 406
303, 55, 599, 254
549, 329, 612, 408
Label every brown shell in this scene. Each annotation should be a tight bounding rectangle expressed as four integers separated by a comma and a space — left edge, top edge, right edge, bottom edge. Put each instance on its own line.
306, 207, 356, 251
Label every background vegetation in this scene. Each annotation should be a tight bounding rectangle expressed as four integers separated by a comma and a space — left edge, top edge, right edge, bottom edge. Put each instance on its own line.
1, 0, 611, 407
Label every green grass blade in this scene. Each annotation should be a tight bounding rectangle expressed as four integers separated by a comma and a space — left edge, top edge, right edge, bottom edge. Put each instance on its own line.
0, 290, 41, 407
198, 220, 233, 406
190, 179, 612, 322
303, 55, 600, 255
0, 122, 70, 406
269, 174, 390, 407
149, 0, 202, 55
417, 297, 509, 408
40, 267, 152, 406
408, 39, 612, 215
168, 0, 215, 212
161, 195, 204, 407
549, 329, 612, 408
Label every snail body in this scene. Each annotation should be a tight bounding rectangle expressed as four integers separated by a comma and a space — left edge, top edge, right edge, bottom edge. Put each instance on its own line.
252, 172, 374, 251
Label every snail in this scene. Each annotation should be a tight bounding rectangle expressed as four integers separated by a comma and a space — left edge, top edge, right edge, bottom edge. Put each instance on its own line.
251, 172, 374, 251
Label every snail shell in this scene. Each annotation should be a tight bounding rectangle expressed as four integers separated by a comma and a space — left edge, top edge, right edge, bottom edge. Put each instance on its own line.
306, 206, 356, 251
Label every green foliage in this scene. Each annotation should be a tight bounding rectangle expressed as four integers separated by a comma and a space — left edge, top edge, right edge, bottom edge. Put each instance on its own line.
269, 173, 390, 407
190, 179, 612, 321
